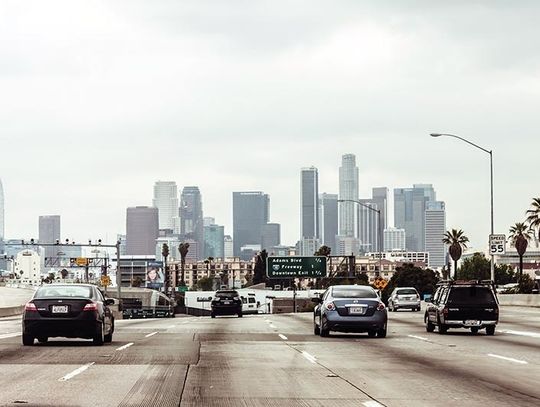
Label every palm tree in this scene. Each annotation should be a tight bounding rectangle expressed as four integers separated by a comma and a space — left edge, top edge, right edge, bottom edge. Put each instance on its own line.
178, 243, 190, 286
509, 222, 533, 286
526, 197, 540, 241
442, 229, 469, 279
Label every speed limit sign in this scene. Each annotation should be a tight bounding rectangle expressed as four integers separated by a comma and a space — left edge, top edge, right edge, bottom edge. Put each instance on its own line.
489, 234, 506, 255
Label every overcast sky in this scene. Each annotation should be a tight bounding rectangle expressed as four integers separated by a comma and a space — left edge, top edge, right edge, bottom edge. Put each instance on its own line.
1, 0, 539, 251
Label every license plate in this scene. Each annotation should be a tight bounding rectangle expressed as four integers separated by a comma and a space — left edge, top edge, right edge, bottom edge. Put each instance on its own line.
349, 307, 365, 315
52, 305, 68, 313
223, 301, 231, 305
464, 320, 480, 326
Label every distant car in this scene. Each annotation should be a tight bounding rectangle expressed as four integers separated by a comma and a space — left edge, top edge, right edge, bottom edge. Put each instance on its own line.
22, 284, 115, 346
425, 280, 499, 335
313, 285, 388, 338
388, 287, 421, 312
241, 293, 259, 315
211, 290, 243, 318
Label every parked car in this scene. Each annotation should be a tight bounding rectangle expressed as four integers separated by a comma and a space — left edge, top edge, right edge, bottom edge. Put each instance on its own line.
22, 284, 115, 346
211, 290, 243, 318
425, 280, 499, 335
313, 285, 387, 338
388, 287, 421, 312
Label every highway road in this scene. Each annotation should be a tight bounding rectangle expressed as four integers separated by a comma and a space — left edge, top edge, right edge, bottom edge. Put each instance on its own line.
0, 305, 539, 406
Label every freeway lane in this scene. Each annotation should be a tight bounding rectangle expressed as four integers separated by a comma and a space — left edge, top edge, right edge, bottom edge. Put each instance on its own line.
0, 306, 538, 406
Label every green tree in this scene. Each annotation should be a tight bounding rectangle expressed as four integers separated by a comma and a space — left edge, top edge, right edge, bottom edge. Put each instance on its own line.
518, 273, 535, 294
196, 276, 214, 291
509, 222, 533, 287
253, 249, 268, 285
381, 263, 438, 304
442, 229, 469, 279
457, 252, 490, 280
60, 269, 69, 279
525, 197, 540, 240
314, 245, 331, 256
178, 242, 190, 286
495, 263, 517, 285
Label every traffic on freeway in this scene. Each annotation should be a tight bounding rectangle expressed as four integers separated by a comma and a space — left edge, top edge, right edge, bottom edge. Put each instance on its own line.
0, 291, 539, 406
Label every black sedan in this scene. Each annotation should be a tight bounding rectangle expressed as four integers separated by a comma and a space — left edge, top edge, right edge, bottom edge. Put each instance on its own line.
211, 290, 243, 318
22, 284, 115, 346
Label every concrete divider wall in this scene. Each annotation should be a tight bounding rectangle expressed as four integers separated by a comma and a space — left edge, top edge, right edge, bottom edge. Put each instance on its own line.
0, 305, 24, 318
498, 294, 540, 307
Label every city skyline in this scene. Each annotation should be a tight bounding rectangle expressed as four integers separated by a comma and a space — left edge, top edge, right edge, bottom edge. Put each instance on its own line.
1, 2, 539, 251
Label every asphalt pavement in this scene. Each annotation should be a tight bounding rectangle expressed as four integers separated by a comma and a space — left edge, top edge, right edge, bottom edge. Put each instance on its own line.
0, 305, 539, 406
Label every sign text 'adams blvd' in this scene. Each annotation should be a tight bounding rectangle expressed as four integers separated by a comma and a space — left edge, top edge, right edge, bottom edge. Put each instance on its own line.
266, 256, 327, 279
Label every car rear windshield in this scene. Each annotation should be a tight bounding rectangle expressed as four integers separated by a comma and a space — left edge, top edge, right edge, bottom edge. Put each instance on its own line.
215, 291, 238, 298
35, 286, 92, 299
397, 289, 417, 295
332, 287, 377, 299
447, 286, 496, 305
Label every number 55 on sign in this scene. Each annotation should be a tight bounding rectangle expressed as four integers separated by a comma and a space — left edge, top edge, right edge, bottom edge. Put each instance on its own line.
489, 234, 506, 255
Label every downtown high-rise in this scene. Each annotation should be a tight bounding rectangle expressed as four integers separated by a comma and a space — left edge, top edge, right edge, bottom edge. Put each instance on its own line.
338, 154, 359, 237
357, 187, 388, 253
126, 206, 159, 256
300, 167, 319, 255
152, 181, 179, 232
425, 201, 447, 268
39, 215, 61, 260
232, 191, 269, 256
319, 193, 338, 250
180, 186, 204, 260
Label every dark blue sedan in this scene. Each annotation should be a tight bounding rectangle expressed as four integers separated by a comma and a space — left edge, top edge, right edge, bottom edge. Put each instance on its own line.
313, 285, 387, 338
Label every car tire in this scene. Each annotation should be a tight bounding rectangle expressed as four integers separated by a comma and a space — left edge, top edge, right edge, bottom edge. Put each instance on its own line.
22, 334, 34, 346
211, 312, 216, 318
438, 324, 448, 334
314, 323, 320, 335
104, 322, 114, 343
425, 317, 435, 333
37, 336, 48, 344
238, 312, 243, 318
471, 327, 479, 335
93, 322, 104, 346
388, 303, 393, 312
368, 330, 377, 338
377, 326, 387, 338
320, 317, 330, 337
486, 326, 495, 336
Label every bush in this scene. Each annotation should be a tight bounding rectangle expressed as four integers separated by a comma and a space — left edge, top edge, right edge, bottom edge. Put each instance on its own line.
518, 274, 535, 294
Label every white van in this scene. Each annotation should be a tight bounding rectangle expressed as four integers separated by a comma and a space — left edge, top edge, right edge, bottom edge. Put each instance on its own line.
241, 293, 259, 314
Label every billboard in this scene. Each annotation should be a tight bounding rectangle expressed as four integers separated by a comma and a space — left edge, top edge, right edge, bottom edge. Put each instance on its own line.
146, 261, 164, 290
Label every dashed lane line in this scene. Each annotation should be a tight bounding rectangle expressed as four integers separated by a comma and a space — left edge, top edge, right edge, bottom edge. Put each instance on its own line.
363, 401, 385, 407
145, 332, 158, 338
301, 351, 317, 364
487, 354, 528, 365
0, 332, 21, 340
278, 334, 288, 341
408, 335, 429, 342
501, 330, 540, 339
58, 363, 95, 382
116, 342, 134, 351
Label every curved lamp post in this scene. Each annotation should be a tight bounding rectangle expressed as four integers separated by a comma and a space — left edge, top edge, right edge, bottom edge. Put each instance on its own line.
430, 133, 495, 282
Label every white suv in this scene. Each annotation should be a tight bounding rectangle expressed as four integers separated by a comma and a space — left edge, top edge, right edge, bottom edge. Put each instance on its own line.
388, 287, 421, 312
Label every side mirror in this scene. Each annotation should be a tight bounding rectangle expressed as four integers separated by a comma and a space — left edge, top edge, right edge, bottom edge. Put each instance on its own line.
105, 299, 115, 306
311, 297, 321, 304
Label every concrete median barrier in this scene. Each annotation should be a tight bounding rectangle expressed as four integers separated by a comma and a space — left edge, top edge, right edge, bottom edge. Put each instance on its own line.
0, 305, 24, 318
498, 294, 540, 307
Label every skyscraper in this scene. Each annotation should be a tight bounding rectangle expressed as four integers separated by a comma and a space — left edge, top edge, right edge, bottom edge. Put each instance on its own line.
384, 228, 406, 251
301, 167, 319, 240
232, 192, 269, 256
152, 181, 179, 232
319, 193, 338, 250
39, 215, 61, 261
0, 178, 4, 240
357, 187, 388, 253
425, 201, 447, 268
224, 235, 234, 258
338, 154, 359, 237
261, 223, 281, 250
180, 186, 204, 260
126, 206, 159, 255
394, 184, 436, 252
204, 223, 225, 259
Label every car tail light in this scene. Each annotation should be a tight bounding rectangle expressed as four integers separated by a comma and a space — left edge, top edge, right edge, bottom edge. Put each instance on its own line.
377, 302, 386, 311
25, 302, 37, 312
83, 302, 98, 311
325, 302, 336, 311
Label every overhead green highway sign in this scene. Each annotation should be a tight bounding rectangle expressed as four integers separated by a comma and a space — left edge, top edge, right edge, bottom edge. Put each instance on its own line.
266, 256, 327, 279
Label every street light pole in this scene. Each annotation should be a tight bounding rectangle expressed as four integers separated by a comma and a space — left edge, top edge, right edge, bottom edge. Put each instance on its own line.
430, 133, 495, 282
338, 199, 382, 277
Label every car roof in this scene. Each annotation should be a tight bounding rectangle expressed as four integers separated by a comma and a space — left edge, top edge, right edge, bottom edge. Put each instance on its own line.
330, 285, 375, 290
395, 287, 417, 290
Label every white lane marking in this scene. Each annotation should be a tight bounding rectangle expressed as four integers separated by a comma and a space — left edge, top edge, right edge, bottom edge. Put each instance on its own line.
278, 334, 288, 341
269, 324, 277, 329
0, 332, 21, 340
488, 354, 528, 365
501, 330, 540, 339
408, 335, 429, 342
58, 362, 95, 382
116, 342, 134, 351
301, 351, 317, 364
363, 401, 385, 407
145, 332, 158, 338
166, 325, 175, 329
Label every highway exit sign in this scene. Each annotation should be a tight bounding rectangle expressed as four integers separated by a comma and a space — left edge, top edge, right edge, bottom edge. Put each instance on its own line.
267, 256, 327, 279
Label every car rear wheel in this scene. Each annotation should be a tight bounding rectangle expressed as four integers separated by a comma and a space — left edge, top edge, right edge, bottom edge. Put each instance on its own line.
37, 336, 48, 344
211, 312, 216, 318
470, 327, 479, 335
93, 322, 104, 346
377, 326, 387, 338
425, 317, 435, 333
438, 324, 448, 334
22, 334, 34, 346
314, 322, 320, 335
368, 330, 377, 338
486, 326, 495, 336
238, 312, 243, 318
319, 317, 330, 337
104, 322, 114, 343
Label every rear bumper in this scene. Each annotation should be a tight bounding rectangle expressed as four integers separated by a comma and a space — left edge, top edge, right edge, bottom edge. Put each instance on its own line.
444, 320, 498, 328
394, 301, 420, 308
211, 305, 242, 315
23, 319, 99, 339
325, 312, 387, 332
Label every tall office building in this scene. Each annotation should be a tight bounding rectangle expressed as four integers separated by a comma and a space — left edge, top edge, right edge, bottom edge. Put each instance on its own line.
425, 201, 447, 268
394, 184, 436, 252
232, 192, 269, 256
126, 206, 159, 255
319, 193, 338, 250
0, 178, 4, 240
384, 228, 406, 251
180, 186, 204, 260
224, 235, 234, 258
371, 187, 388, 232
338, 154, 359, 237
204, 223, 225, 259
357, 187, 388, 253
152, 181, 178, 232
262, 223, 281, 250
301, 167, 319, 241
39, 215, 61, 260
